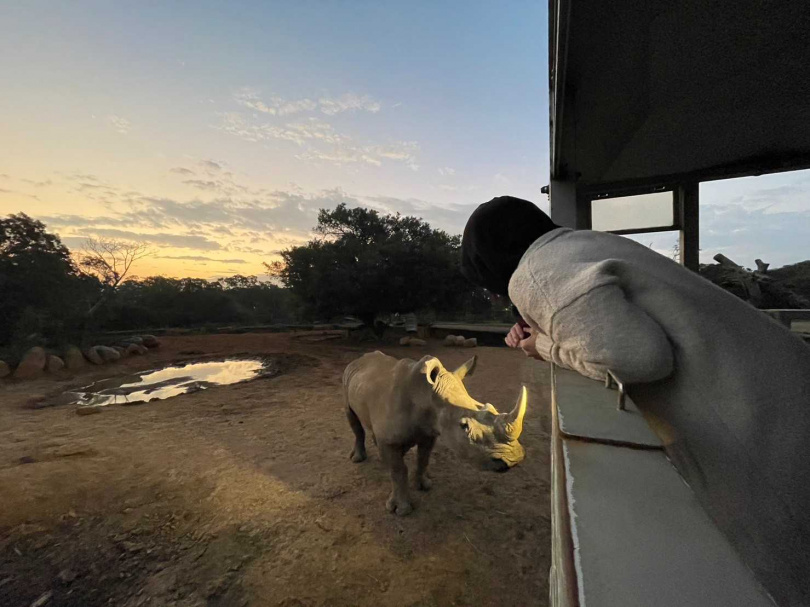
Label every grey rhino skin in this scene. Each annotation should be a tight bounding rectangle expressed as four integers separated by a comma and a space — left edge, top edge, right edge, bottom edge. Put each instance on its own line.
343, 351, 527, 516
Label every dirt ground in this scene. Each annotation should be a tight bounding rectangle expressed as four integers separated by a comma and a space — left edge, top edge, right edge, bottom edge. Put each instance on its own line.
0, 333, 551, 607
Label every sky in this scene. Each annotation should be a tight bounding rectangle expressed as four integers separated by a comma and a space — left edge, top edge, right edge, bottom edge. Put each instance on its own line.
0, 1, 807, 279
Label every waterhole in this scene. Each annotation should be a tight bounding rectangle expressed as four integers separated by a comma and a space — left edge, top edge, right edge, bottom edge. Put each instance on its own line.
57, 358, 273, 408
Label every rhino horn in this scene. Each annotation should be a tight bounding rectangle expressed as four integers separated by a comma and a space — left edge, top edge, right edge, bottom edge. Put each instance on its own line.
504, 386, 528, 440
453, 355, 477, 381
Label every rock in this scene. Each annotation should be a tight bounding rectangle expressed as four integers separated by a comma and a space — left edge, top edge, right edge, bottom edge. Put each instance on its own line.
64, 346, 86, 370
84, 346, 104, 365
136, 344, 149, 355
97, 346, 121, 362
126, 343, 143, 356
127, 336, 144, 345
408, 338, 427, 346
0, 360, 10, 378
141, 335, 160, 348
58, 569, 77, 585
76, 406, 102, 416
399, 336, 411, 346
13, 347, 47, 379
26, 395, 47, 408
30, 590, 53, 607
112, 345, 127, 357
454, 335, 466, 346
46, 355, 65, 373
463, 338, 478, 348
443, 335, 457, 346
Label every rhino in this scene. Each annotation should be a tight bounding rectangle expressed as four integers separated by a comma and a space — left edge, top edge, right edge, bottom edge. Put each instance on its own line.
342, 351, 527, 515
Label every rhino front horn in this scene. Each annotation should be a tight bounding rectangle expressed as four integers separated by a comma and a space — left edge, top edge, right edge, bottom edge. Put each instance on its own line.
505, 386, 528, 440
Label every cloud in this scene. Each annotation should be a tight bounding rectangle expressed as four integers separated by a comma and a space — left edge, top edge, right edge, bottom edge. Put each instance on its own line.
66, 173, 101, 183
0, 188, 39, 200
110, 229, 221, 250
182, 179, 221, 191
363, 195, 478, 234
318, 93, 381, 115
438, 167, 455, 177
170, 167, 195, 176
199, 159, 223, 172
295, 140, 420, 170
700, 204, 810, 267
234, 88, 381, 117
106, 115, 132, 134
71, 227, 222, 250
703, 179, 810, 215
158, 255, 247, 263
21, 178, 52, 187
219, 113, 346, 146
219, 112, 418, 169
38, 214, 139, 228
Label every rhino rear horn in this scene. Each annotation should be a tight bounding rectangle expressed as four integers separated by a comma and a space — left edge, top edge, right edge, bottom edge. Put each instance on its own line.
505, 386, 528, 440
453, 355, 477, 381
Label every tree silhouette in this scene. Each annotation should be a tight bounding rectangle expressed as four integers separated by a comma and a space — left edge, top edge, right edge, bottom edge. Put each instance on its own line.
267, 203, 477, 333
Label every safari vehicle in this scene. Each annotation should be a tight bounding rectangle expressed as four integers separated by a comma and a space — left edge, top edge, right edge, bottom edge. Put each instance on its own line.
545, 1, 810, 605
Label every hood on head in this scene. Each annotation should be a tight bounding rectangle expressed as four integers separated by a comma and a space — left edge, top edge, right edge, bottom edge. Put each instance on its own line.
461, 196, 558, 296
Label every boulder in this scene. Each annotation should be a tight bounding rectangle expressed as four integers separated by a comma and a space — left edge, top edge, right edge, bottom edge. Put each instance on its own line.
126, 343, 143, 356
127, 336, 144, 345
463, 338, 478, 348
136, 344, 149, 355
454, 335, 466, 346
84, 346, 104, 365
0, 360, 10, 378
443, 335, 457, 346
13, 347, 47, 379
112, 345, 127, 357
399, 336, 411, 346
141, 335, 160, 348
408, 338, 427, 347
46, 355, 65, 373
64, 346, 87, 370
97, 346, 121, 362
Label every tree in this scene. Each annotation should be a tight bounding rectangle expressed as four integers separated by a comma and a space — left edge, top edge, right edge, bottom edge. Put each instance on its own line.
266, 203, 477, 333
0, 213, 99, 346
79, 237, 151, 316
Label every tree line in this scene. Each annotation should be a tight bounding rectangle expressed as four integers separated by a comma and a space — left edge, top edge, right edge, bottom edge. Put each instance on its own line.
0, 209, 507, 357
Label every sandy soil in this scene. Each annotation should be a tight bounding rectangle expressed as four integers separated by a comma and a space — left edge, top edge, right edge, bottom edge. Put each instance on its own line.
0, 333, 551, 607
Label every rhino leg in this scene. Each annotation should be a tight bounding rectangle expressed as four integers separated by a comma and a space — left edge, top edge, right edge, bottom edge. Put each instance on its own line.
381, 444, 414, 516
346, 406, 367, 463
415, 436, 436, 491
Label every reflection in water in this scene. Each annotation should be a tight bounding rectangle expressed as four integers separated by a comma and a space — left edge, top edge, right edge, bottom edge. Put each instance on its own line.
64, 359, 267, 408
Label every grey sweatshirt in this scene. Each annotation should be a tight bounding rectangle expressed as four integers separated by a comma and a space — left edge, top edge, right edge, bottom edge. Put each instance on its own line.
509, 227, 810, 606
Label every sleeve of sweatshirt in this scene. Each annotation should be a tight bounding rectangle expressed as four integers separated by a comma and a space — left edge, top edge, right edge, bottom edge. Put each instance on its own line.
511, 260, 673, 384
547, 284, 674, 383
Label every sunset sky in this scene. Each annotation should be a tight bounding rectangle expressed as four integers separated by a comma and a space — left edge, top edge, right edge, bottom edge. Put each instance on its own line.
1, 1, 808, 279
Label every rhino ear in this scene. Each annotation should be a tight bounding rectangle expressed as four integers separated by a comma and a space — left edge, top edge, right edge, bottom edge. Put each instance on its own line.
419, 357, 442, 386
453, 355, 477, 381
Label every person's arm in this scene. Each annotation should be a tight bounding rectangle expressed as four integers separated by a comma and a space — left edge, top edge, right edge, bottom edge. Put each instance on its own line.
548, 284, 674, 383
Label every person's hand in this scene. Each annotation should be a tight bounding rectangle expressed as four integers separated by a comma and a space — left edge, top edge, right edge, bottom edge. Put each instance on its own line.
505, 323, 527, 348
519, 329, 545, 360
